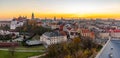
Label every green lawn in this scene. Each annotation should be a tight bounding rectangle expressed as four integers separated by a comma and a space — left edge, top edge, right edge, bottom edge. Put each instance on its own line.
0, 50, 43, 58
15, 45, 45, 50
1, 45, 45, 50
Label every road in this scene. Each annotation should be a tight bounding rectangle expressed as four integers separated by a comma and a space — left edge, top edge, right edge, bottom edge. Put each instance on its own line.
97, 40, 120, 58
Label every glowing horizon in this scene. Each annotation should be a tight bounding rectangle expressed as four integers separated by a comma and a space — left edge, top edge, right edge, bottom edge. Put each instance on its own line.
0, 0, 120, 20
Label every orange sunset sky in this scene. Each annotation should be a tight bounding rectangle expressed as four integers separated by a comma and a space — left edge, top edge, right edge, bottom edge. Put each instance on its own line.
0, 0, 120, 20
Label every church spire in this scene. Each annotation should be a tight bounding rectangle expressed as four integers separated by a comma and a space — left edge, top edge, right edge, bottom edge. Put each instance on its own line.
32, 12, 34, 20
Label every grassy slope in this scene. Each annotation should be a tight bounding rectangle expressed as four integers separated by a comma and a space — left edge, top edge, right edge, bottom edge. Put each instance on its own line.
0, 50, 43, 58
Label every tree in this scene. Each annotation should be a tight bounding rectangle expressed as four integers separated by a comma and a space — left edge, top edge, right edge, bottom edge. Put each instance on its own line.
64, 55, 73, 58
15, 24, 52, 35
80, 37, 95, 49
44, 37, 102, 58
72, 37, 81, 51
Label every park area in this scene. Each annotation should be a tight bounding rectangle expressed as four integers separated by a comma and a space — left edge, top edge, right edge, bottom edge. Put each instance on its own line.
0, 45, 45, 58
0, 50, 43, 58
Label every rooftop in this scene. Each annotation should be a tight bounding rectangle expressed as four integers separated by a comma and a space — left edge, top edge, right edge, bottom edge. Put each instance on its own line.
43, 31, 65, 37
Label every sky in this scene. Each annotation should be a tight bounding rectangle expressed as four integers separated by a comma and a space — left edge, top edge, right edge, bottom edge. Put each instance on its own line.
0, 0, 120, 20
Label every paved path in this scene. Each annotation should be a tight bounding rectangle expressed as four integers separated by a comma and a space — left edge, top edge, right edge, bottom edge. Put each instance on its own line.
0, 48, 44, 52
28, 54, 46, 58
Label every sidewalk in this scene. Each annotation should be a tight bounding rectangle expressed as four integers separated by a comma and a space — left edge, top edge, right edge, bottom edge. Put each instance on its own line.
0, 48, 44, 52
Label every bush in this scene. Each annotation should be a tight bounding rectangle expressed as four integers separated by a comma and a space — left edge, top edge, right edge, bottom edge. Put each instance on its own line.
0, 34, 12, 40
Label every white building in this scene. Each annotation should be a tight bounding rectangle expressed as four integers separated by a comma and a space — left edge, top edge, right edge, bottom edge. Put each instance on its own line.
63, 24, 79, 39
40, 31, 67, 46
111, 32, 120, 38
99, 30, 120, 39
10, 20, 25, 29
110, 30, 120, 38
99, 32, 109, 39
51, 25, 59, 29
10, 20, 17, 29
68, 30, 79, 39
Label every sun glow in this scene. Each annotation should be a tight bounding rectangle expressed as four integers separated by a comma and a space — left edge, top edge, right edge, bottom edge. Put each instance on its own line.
0, 0, 120, 19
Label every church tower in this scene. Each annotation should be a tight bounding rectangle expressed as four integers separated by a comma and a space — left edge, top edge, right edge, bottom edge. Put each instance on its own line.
31, 13, 34, 20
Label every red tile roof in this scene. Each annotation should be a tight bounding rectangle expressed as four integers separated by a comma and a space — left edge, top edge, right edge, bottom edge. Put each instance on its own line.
109, 29, 120, 33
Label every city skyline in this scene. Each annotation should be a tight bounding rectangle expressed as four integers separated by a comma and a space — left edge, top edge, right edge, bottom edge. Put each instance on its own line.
0, 0, 120, 20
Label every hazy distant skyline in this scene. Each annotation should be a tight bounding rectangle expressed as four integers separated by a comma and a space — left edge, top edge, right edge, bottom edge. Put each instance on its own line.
0, 0, 120, 19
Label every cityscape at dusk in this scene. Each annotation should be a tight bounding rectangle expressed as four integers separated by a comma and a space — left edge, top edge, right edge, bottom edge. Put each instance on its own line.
1, 0, 120, 58
0, 0, 120, 19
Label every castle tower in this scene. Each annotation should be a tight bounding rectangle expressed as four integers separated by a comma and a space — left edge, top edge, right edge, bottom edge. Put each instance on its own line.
32, 13, 34, 20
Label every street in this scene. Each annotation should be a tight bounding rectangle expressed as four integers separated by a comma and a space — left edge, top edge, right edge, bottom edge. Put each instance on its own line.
98, 40, 120, 58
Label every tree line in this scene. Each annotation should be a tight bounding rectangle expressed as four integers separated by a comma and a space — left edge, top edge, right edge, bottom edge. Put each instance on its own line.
15, 20, 52, 35
42, 37, 102, 58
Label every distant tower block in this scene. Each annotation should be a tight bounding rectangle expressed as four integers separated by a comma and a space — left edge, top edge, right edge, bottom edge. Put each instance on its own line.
32, 13, 34, 20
